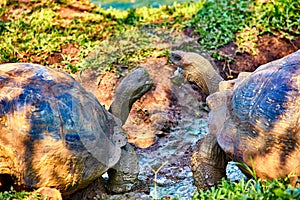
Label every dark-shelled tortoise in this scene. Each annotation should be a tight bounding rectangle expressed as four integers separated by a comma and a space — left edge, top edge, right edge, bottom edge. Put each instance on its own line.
0, 63, 153, 196
170, 50, 300, 190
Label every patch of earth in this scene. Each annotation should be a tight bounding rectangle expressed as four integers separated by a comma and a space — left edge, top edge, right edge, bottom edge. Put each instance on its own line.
123, 58, 176, 148
58, 2, 96, 19
47, 44, 80, 65
215, 34, 300, 79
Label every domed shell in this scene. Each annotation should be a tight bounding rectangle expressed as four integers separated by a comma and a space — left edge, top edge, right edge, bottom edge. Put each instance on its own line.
232, 61, 300, 133
218, 51, 300, 179
0, 63, 122, 194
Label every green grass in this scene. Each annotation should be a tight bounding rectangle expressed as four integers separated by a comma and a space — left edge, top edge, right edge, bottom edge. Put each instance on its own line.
0, 0, 204, 73
192, 162, 300, 199
0, 187, 39, 200
193, 178, 300, 200
188, 0, 252, 50
81, 27, 167, 74
0, 0, 123, 72
2, 178, 299, 199
188, 0, 300, 53
1, 0, 299, 73
249, 0, 300, 37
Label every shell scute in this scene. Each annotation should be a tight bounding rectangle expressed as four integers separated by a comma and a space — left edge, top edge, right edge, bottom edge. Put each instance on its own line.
232, 61, 300, 132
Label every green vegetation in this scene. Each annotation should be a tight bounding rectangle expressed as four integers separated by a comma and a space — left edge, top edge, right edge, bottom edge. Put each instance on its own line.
1, 0, 299, 73
0, 0, 204, 73
0, 0, 123, 72
193, 177, 300, 200
192, 162, 300, 199
82, 27, 167, 74
189, 0, 300, 54
0, 187, 39, 199
189, 0, 252, 50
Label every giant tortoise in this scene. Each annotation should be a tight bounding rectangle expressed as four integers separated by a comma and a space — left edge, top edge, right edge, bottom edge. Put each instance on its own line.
0, 63, 153, 196
170, 50, 300, 190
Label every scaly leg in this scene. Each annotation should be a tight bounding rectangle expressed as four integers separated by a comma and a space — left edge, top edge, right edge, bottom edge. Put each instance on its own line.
191, 134, 229, 191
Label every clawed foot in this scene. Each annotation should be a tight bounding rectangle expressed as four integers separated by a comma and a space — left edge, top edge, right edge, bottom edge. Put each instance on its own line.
190, 134, 228, 191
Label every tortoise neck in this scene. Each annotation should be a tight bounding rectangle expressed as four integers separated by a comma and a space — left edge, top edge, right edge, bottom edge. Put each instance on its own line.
205, 71, 223, 94
185, 59, 223, 95
109, 68, 153, 125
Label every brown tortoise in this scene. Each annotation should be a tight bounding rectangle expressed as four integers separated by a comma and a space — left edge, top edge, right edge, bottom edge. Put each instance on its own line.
170, 50, 300, 190
0, 63, 153, 197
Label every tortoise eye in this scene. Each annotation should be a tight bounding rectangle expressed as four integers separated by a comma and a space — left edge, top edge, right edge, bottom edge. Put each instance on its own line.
172, 54, 182, 62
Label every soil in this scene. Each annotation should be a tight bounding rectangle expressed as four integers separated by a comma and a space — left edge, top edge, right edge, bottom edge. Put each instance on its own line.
215, 35, 300, 79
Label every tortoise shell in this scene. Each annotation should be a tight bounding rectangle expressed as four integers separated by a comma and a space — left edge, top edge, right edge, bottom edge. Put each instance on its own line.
217, 51, 300, 179
0, 63, 123, 194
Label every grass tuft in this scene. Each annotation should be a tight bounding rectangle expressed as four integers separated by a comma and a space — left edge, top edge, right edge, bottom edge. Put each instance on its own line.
186, 0, 300, 54
0, 187, 39, 200
188, 0, 252, 50
193, 177, 300, 200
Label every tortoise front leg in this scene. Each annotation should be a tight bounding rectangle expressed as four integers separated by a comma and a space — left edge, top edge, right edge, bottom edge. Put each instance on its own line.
106, 143, 139, 193
191, 134, 228, 191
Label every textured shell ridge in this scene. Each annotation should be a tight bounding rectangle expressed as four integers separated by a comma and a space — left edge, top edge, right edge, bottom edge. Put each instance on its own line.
232, 60, 300, 132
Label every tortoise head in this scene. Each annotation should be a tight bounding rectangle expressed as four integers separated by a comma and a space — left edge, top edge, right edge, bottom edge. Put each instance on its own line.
170, 50, 223, 95
169, 50, 193, 69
